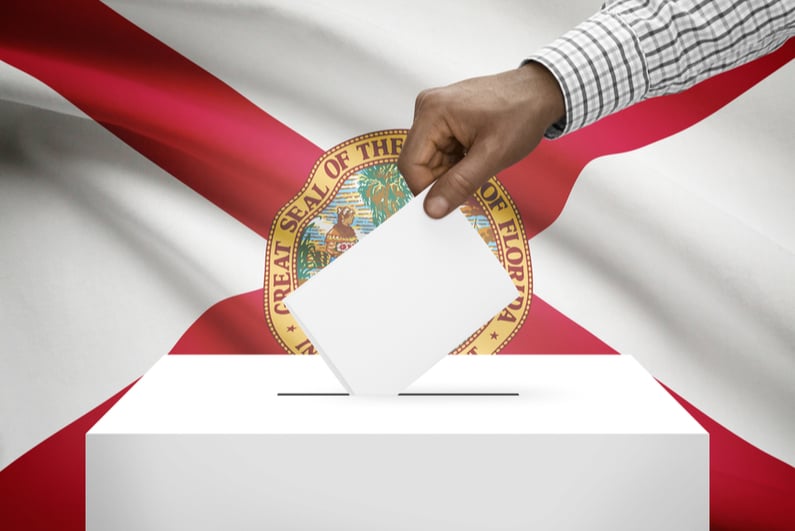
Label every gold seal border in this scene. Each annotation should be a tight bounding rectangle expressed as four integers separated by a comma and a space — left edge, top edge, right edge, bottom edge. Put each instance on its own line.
263, 130, 532, 355
452, 179, 532, 354
264, 130, 408, 353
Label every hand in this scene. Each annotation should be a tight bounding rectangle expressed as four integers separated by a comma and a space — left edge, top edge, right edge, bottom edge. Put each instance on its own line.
398, 62, 565, 218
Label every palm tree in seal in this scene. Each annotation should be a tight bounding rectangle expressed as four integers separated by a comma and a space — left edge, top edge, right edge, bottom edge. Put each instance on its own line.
296, 223, 330, 282
356, 163, 412, 227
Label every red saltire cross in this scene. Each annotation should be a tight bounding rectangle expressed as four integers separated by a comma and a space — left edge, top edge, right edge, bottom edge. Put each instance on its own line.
1, 1, 793, 530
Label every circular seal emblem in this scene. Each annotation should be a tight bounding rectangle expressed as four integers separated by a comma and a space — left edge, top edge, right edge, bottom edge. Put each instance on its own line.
264, 130, 531, 354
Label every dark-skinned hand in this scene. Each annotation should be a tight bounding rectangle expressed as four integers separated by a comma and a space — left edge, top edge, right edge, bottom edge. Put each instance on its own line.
398, 62, 565, 218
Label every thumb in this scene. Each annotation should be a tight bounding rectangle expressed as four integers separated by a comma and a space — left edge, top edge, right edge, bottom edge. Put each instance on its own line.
423, 142, 495, 218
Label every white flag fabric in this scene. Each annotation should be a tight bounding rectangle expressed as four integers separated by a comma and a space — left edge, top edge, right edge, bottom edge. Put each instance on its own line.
1, 1, 792, 530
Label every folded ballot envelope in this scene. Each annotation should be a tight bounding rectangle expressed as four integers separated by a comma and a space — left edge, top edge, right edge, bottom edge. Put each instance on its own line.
284, 189, 519, 395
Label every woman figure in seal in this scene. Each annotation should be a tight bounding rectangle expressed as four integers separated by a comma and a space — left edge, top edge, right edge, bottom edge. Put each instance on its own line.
324, 206, 358, 258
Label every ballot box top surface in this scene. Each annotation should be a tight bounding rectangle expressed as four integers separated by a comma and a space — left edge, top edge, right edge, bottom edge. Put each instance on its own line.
88, 355, 704, 435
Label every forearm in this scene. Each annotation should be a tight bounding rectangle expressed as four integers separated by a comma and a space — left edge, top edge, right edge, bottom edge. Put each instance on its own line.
529, 0, 795, 138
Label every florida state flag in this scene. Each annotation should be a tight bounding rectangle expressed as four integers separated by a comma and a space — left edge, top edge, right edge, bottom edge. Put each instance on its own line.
1, 1, 793, 529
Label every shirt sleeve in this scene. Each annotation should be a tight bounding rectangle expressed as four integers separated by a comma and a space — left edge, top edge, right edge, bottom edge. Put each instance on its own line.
527, 0, 795, 138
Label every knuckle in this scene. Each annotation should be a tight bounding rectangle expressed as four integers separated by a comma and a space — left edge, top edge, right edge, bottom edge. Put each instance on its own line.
445, 169, 475, 202
415, 89, 430, 105
414, 90, 429, 113
415, 87, 443, 111
478, 137, 506, 166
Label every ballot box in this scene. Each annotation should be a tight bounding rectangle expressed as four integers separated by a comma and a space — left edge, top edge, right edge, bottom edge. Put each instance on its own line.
86, 355, 707, 530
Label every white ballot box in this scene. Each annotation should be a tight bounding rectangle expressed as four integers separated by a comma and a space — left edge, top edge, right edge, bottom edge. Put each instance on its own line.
86, 355, 708, 531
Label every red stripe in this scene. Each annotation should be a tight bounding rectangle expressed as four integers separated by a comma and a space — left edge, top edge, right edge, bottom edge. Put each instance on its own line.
1, 0, 320, 239
7, 0, 782, 358
169, 290, 617, 354
502, 38, 794, 239
1, 2, 792, 529
664, 386, 795, 531
500, 296, 616, 354
169, 289, 283, 354
0, 0, 619, 356
0, 384, 133, 531
4, 3, 789, 244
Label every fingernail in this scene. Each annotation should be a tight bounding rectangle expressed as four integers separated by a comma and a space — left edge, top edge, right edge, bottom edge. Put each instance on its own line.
425, 195, 449, 218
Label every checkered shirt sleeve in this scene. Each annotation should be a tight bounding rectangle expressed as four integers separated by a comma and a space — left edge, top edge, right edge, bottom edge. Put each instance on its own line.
528, 0, 795, 138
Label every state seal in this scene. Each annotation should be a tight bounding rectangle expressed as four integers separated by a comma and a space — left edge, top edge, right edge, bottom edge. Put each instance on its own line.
264, 130, 531, 354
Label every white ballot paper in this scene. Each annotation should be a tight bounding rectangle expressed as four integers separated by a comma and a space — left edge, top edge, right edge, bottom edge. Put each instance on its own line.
284, 189, 519, 395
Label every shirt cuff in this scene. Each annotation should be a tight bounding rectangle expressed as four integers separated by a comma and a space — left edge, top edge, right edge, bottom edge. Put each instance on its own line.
526, 9, 649, 138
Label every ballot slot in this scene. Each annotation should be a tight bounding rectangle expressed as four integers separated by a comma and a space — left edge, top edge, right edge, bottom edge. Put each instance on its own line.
276, 392, 520, 397
276, 392, 349, 396
399, 392, 518, 396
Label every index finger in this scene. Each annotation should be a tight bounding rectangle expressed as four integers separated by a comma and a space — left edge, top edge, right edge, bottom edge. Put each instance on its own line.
398, 118, 440, 196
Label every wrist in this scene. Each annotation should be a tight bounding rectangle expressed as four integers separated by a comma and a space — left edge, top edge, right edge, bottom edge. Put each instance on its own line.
515, 61, 565, 134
